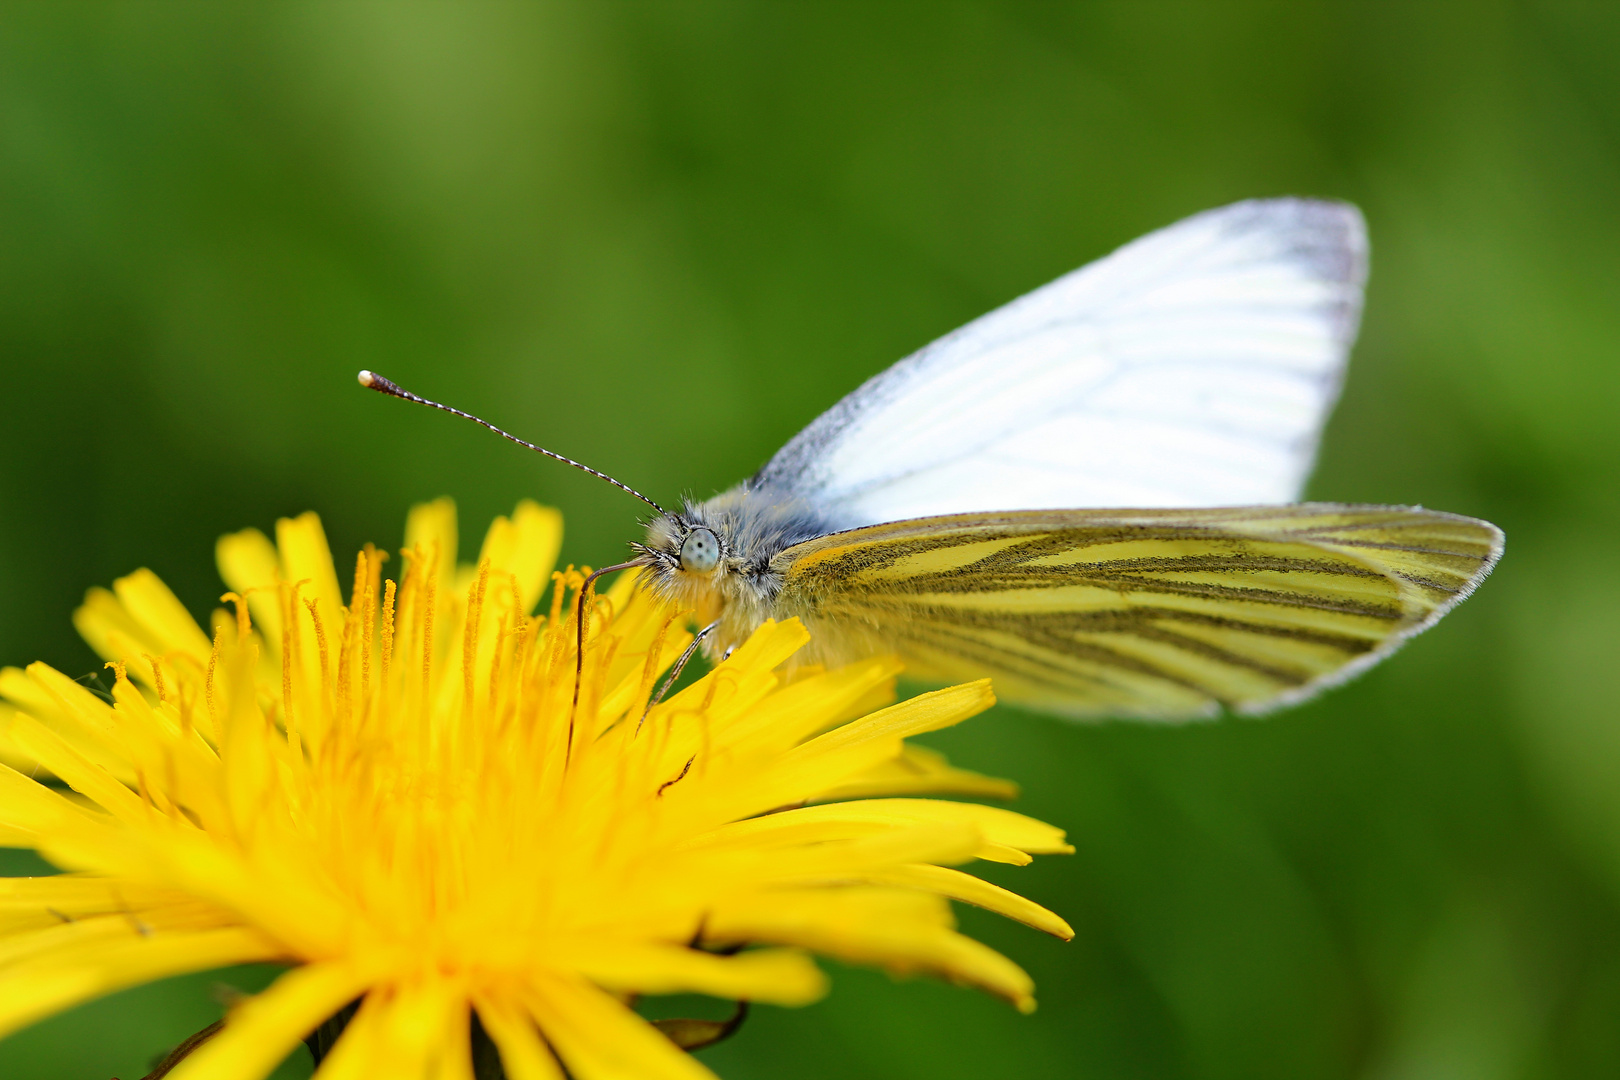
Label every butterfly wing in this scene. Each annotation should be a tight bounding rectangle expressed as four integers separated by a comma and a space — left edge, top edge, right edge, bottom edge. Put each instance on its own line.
768, 505, 1502, 720
751, 199, 1366, 529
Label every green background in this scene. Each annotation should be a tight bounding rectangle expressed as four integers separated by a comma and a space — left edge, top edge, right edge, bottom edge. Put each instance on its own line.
2, 3, 1617, 1077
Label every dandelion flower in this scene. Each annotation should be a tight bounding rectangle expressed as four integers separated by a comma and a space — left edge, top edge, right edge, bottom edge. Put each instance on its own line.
0, 499, 1071, 1079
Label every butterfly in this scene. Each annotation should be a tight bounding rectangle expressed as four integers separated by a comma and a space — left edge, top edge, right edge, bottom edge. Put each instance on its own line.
362, 198, 1503, 721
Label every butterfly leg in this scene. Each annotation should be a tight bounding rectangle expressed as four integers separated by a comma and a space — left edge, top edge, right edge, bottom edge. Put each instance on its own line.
638, 618, 721, 732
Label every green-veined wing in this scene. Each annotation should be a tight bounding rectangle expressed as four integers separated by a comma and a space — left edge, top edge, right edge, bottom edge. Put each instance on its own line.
769, 504, 1502, 720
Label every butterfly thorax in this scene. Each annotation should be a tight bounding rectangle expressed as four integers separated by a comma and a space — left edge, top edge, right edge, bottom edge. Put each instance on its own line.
635, 486, 836, 659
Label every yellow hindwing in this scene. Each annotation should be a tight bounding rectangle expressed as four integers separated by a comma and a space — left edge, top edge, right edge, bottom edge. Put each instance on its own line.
771, 504, 1502, 720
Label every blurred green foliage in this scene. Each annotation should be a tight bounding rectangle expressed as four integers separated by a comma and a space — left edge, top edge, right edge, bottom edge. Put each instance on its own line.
1, 3, 1617, 1078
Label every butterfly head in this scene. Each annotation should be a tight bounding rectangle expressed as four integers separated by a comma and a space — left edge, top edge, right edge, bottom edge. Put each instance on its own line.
632, 506, 739, 625
632, 488, 835, 635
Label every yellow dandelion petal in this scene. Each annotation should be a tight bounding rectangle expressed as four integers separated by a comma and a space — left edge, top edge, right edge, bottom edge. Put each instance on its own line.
6, 711, 148, 828
0, 925, 279, 1041
571, 942, 827, 1005
474, 995, 567, 1080
473, 500, 565, 615
715, 798, 1074, 856
854, 864, 1075, 940
111, 569, 216, 666
818, 742, 1021, 801
276, 512, 347, 627
0, 761, 103, 843
0, 500, 1069, 1078
800, 680, 998, 753
0, 663, 134, 782
308, 985, 460, 1080
529, 974, 716, 1080
217, 526, 286, 648
0, 700, 30, 777
166, 962, 371, 1080
702, 887, 1037, 1011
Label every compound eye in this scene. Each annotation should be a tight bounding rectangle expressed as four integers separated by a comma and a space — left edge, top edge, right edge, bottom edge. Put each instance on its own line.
679, 528, 720, 574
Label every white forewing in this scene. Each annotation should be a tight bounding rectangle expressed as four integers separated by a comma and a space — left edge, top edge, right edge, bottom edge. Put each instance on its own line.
750, 199, 1367, 529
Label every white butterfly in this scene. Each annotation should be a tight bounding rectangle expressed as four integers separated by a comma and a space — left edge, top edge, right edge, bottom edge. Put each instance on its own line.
364, 198, 1502, 721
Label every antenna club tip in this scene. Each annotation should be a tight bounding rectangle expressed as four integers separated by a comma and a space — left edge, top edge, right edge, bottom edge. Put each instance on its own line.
358, 370, 401, 395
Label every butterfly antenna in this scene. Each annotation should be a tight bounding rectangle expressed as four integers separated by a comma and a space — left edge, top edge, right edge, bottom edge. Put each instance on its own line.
357, 370, 668, 516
